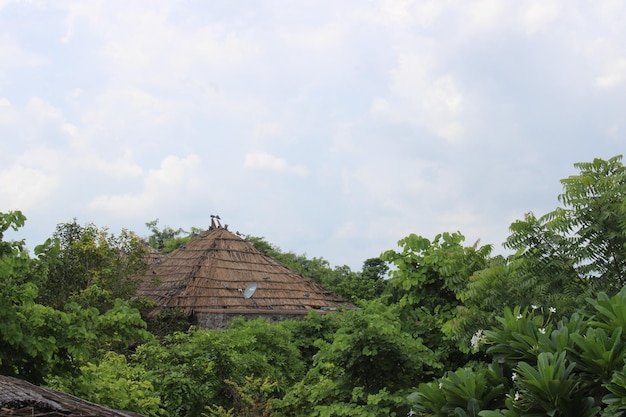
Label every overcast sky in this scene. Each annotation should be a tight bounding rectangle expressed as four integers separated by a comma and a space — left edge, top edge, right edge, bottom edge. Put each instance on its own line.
1, 0, 624, 270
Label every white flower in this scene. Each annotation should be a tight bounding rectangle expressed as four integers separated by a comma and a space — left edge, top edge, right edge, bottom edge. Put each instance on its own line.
439, 382, 443, 389
549, 307, 557, 313
516, 314, 523, 320
408, 409, 416, 417
532, 305, 539, 310
514, 391, 521, 401
470, 329, 486, 351
538, 327, 546, 334
511, 372, 518, 381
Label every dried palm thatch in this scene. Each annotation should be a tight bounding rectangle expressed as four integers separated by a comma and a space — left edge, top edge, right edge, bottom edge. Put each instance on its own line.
136, 225, 354, 320
0, 375, 143, 416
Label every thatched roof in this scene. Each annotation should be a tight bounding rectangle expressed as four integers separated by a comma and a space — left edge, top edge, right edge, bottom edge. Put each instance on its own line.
0, 375, 143, 416
137, 224, 353, 316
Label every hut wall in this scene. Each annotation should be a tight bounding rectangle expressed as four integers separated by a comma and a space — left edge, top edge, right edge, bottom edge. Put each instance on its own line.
194, 312, 304, 329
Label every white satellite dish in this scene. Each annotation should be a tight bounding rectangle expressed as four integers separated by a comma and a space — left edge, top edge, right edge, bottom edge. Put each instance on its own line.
243, 283, 258, 299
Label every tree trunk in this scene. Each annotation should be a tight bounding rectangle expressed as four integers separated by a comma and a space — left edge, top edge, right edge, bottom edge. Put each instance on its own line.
0, 375, 144, 416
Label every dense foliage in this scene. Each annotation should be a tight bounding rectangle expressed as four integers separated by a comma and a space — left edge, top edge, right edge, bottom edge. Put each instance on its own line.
37, 219, 148, 309
0, 212, 152, 385
145, 219, 204, 253
1, 155, 626, 416
245, 235, 388, 302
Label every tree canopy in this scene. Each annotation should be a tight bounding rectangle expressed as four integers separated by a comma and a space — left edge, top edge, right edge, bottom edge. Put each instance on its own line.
1, 155, 626, 416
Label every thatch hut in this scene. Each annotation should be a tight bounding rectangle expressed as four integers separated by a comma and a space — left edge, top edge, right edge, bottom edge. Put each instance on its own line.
136, 221, 354, 329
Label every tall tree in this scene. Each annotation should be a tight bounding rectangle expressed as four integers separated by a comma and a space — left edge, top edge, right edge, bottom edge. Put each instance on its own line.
0, 211, 54, 382
331, 257, 389, 302
0, 212, 152, 383
469, 154, 626, 311
38, 220, 147, 309
454, 155, 626, 348
550, 155, 626, 291
382, 232, 492, 366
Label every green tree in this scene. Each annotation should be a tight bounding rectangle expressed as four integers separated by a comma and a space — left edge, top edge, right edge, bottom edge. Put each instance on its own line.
382, 232, 492, 367
49, 351, 166, 417
38, 219, 147, 308
330, 258, 389, 302
456, 155, 626, 345
506, 155, 626, 295
282, 310, 343, 367
145, 219, 203, 253
0, 211, 62, 382
204, 376, 279, 417
131, 319, 304, 417
452, 242, 581, 352
0, 212, 152, 384
549, 155, 626, 291
275, 302, 439, 417
359, 257, 389, 297
0, 210, 29, 276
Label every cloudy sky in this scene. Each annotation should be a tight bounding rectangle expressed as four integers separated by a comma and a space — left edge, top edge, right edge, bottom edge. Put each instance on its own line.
1, 0, 624, 270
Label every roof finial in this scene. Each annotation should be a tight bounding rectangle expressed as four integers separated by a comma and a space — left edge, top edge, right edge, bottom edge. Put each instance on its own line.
210, 214, 223, 229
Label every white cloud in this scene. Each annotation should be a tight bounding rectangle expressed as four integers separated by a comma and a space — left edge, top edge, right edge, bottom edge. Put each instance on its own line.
0, 34, 45, 76
358, 1, 533, 37
372, 52, 466, 142
88, 154, 202, 218
0, 0, 17, 11
147, 154, 200, 187
341, 157, 449, 217
244, 152, 309, 176
26, 96, 63, 122
65, 87, 84, 101
64, 3, 262, 88
0, 164, 60, 211
365, 0, 447, 28
347, 165, 405, 212
464, 0, 505, 31
80, 150, 143, 181
14, 147, 62, 172
253, 122, 283, 140
595, 58, 626, 89
84, 87, 187, 130
3, 96, 144, 184
281, 21, 345, 51
0, 97, 17, 124
333, 220, 358, 239
329, 123, 353, 153
61, 122, 78, 138
437, 207, 478, 230
521, 0, 561, 35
